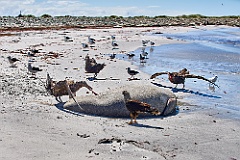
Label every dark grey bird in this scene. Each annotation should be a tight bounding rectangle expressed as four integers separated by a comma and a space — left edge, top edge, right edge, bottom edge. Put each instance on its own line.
82, 43, 89, 49
7, 56, 20, 66
141, 47, 148, 58
127, 67, 139, 79
28, 62, 43, 75
112, 40, 118, 48
111, 35, 116, 40
27, 50, 38, 57
110, 53, 116, 59
64, 36, 73, 42
150, 41, 155, 46
140, 54, 146, 63
142, 40, 149, 46
88, 36, 95, 45
126, 53, 135, 59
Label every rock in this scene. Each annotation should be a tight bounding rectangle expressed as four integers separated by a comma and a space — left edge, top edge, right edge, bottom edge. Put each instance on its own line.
64, 84, 177, 117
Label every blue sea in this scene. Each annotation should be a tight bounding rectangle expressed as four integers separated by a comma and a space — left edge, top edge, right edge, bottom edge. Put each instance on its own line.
118, 27, 240, 118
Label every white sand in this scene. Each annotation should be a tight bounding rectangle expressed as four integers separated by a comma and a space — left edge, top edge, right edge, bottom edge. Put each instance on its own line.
0, 26, 239, 160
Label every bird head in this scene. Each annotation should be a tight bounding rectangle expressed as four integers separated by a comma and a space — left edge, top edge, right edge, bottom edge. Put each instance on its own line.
122, 90, 131, 101
85, 55, 90, 60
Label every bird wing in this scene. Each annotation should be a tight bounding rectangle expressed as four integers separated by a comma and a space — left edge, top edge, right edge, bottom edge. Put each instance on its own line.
126, 100, 151, 112
150, 72, 168, 79
184, 74, 219, 88
32, 66, 42, 71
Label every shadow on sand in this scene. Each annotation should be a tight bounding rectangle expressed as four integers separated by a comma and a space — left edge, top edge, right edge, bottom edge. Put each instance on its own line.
129, 123, 164, 129
55, 102, 85, 117
151, 82, 221, 99
86, 77, 120, 81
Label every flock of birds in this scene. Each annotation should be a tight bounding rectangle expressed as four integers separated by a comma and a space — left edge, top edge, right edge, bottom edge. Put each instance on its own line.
126, 40, 155, 64
5, 34, 219, 125
7, 55, 43, 75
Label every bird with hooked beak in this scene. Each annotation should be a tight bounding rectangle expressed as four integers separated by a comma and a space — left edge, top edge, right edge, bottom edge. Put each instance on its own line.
122, 90, 160, 124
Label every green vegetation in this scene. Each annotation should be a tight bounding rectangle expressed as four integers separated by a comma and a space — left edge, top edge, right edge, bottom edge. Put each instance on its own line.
41, 14, 52, 18
177, 14, 207, 18
13, 13, 239, 19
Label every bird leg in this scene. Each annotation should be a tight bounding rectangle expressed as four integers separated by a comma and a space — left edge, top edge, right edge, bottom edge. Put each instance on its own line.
129, 113, 138, 124
129, 113, 134, 124
94, 73, 98, 79
55, 96, 62, 102
91, 90, 98, 95
133, 113, 139, 124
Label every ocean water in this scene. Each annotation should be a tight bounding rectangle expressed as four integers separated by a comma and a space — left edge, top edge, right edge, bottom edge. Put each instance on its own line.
118, 27, 240, 117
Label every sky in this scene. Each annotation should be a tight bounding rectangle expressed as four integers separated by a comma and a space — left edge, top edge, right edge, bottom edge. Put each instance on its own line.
0, 0, 239, 17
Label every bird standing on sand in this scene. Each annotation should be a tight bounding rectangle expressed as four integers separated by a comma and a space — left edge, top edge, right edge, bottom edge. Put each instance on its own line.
7, 56, 20, 66
111, 35, 116, 40
122, 90, 160, 124
127, 67, 139, 79
82, 43, 89, 49
85, 55, 106, 78
112, 40, 118, 49
28, 62, 42, 75
64, 36, 73, 42
209, 75, 218, 83
142, 40, 149, 46
88, 36, 95, 45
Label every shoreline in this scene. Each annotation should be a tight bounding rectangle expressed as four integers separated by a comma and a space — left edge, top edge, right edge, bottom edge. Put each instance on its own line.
1, 26, 239, 160
1, 16, 240, 31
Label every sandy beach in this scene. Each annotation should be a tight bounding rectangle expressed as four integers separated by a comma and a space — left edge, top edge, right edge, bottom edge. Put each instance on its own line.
1, 26, 240, 160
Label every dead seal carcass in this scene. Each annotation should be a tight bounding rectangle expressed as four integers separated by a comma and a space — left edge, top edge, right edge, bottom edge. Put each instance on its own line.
64, 83, 177, 117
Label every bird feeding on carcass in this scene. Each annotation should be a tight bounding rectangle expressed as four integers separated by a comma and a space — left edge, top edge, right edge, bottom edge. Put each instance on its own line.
122, 90, 160, 124
46, 74, 98, 102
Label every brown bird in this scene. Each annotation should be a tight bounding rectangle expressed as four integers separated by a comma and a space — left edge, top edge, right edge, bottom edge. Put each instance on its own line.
122, 90, 160, 124
46, 73, 97, 102
150, 68, 219, 88
85, 55, 106, 78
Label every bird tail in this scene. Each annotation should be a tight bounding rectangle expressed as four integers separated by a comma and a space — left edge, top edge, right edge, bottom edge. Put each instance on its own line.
147, 107, 161, 115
